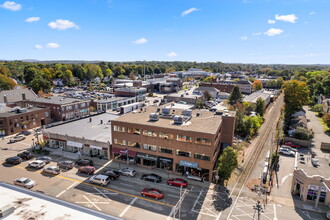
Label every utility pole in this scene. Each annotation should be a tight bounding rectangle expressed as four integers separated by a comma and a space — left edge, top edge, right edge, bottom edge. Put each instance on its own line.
253, 200, 263, 220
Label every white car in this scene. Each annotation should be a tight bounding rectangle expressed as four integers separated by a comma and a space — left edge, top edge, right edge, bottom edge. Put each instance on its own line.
118, 168, 136, 177
279, 148, 295, 157
89, 175, 110, 186
28, 160, 46, 169
43, 166, 61, 175
14, 177, 35, 189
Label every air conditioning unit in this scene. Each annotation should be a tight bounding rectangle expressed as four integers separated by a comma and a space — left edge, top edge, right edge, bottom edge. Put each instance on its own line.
182, 109, 192, 117
149, 113, 159, 121
173, 115, 183, 124
162, 107, 170, 115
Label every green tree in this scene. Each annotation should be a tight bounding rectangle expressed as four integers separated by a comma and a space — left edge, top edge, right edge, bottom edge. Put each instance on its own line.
276, 77, 284, 88
104, 69, 113, 78
117, 74, 126, 79
255, 97, 265, 116
62, 70, 73, 84
24, 66, 41, 84
0, 74, 16, 90
229, 86, 242, 105
29, 75, 51, 93
217, 147, 238, 183
114, 66, 126, 77
292, 127, 314, 140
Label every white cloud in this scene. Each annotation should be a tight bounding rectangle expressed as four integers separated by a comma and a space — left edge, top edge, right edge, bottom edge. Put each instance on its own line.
275, 14, 298, 23
181, 8, 199, 16
309, 11, 315, 15
132, 38, 147, 45
48, 19, 79, 30
0, 1, 21, 11
167, 52, 177, 57
264, 28, 284, 36
267, 19, 276, 24
46, 43, 60, 48
240, 36, 248, 40
253, 32, 262, 36
34, 44, 42, 49
25, 17, 40, 23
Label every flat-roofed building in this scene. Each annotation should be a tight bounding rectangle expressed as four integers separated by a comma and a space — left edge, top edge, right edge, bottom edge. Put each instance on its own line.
111, 104, 236, 182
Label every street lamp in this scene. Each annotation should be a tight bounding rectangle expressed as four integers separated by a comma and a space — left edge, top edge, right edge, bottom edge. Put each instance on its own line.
253, 200, 263, 220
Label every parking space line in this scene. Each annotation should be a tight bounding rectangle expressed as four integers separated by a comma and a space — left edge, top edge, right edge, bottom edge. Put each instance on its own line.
119, 197, 137, 217
167, 194, 180, 198
11, 164, 173, 207
93, 187, 111, 201
273, 204, 278, 220
56, 182, 77, 198
191, 189, 203, 212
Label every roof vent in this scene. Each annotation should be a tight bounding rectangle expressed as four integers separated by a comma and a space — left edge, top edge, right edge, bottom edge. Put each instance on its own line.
162, 107, 170, 115
196, 113, 200, 117
157, 108, 160, 112
149, 113, 159, 121
173, 115, 183, 124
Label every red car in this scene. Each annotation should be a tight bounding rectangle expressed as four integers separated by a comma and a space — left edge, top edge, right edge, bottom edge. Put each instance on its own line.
78, 166, 96, 175
141, 188, 164, 200
284, 142, 300, 148
167, 178, 188, 188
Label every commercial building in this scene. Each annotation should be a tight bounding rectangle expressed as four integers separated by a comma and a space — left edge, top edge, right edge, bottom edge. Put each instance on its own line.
43, 113, 119, 160
201, 83, 234, 94
111, 105, 236, 181
0, 105, 51, 136
217, 80, 253, 94
92, 96, 137, 112
25, 96, 90, 122
243, 89, 273, 107
0, 88, 38, 107
164, 93, 203, 105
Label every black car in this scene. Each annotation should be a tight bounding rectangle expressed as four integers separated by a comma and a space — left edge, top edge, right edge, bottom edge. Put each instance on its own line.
17, 151, 33, 160
141, 173, 162, 183
101, 169, 120, 180
5, 156, 22, 165
20, 130, 32, 136
57, 160, 74, 169
75, 159, 94, 166
37, 156, 52, 164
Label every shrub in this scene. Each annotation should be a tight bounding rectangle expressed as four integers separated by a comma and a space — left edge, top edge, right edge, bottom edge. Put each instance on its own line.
292, 126, 314, 140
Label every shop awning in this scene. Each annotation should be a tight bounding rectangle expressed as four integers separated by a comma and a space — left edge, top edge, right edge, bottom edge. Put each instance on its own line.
179, 160, 198, 169
67, 141, 83, 148
90, 145, 103, 150
112, 147, 137, 157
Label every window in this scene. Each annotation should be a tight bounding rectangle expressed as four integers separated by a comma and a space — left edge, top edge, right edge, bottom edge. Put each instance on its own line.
128, 128, 141, 135
81, 103, 86, 108
75, 104, 79, 109
26, 115, 29, 120
113, 125, 126, 132
159, 147, 173, 154
45, 112, 49, 117
194, 153, 210, 161
128, 141, 140, 148
143, 144, 157, 152
177, 150, 191, 157
177, 135, 192, 143
66, 105, 73, 111
159, 132, 174, 140
195, 138, 212, 146
114, 139, 126, 146
143, 130, 157, 137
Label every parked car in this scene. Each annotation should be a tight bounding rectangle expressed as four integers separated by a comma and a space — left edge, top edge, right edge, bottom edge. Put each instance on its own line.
57, 160, 74, 170
20, 130, 32, 136
43, 166, 61, 175
118, 168, 136, 177
28, 160, 46, 169
17, 151, 33, 160
10, 135, 26, 143
141, 173, 162, 183
141, 188, 164, 200
167, 178, 188, 188
284, 142, 300, 148
279, 148, 295, 157
78, 166, 96, 175
153, 99, 160, 103
281, 145, 298, 152
89, 175, 110, 186
37, 156, 52, 164
101, 169, 120, 180
75, 159, 94, 166
14, 177, 35, 189
5, 156, 22, 165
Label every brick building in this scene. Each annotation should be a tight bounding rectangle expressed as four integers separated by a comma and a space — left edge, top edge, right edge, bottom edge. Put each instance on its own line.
111, 105, 236, 182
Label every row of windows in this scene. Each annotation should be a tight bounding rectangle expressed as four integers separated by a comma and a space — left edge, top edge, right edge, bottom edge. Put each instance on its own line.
113, 139, 210, 161
113, 126, 212, 146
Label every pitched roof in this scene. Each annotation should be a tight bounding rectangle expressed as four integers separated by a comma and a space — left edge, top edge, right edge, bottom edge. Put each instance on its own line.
0, 88, 38, 103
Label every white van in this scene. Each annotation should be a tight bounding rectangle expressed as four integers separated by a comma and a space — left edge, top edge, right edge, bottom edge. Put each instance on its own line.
89, 175, 110, 186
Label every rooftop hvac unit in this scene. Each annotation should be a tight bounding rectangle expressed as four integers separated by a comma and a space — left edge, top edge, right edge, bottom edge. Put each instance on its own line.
182, 109, 192, 117
149, 113, 159, 121
173, 115, 183, 124
162, 107, 170, 115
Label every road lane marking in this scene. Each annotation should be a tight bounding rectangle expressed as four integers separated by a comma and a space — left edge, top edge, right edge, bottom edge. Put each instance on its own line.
93, 187, 111, 201
10, 164, 173, 207
191, 189, 203, 212
56, 182, 77, 198
82, 195, 101, 211
273, 204, 278, 220
167, 194, 180, 198
94, 159, 113, 173
280, 173, 293, 185
119, 197, 138, 217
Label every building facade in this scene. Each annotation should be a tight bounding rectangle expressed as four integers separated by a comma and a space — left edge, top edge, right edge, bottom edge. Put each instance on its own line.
111, 105, 236, 182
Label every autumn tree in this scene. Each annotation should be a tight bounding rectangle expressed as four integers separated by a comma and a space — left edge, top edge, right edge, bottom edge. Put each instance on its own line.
0, 74, 16, 90
252, 80, 263, 91
323, 113, 330, 128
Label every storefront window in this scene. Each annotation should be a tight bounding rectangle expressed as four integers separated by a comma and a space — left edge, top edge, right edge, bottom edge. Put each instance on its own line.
177, 135, 192, 143
177, 150, 191, 157
159, 132, 174, 140
128, 128, 141, 135
114, 139, 126, 146
143, 144, 157, 152
195, 138, 212, 146
142, 130, 157, 137
159, 147, 173, 154
194, 153, 210, 161
113, 125, 126, 132
307, 189, 317, 201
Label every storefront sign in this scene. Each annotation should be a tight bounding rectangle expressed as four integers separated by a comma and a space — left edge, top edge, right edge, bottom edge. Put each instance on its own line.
90, 145, 103, 150
112, 147, 137, 157
308, 185, 327, 192
158, 157, 173, 164
136, 152, 158, 161
67, 141, 83, 148
179, 160, 198, 169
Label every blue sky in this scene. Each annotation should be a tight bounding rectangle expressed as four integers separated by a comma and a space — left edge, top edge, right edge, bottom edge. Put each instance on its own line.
0, 0, 329, 64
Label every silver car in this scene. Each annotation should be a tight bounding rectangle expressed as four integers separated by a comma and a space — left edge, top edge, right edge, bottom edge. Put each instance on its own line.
14, 177, 35, 189
118, 168, 136, 177
279, 148, 295, 157
43, 166, 61, 175
28, 160, 46, 169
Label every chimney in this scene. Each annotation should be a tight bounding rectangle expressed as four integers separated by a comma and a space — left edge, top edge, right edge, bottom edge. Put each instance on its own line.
89, 118, 92, 122
22, 93, 26, 101
4, 95, 7, 103
100, 119, 103, 124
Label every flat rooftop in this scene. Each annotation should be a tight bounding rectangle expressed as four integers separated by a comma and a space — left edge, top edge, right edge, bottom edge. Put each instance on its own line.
93, 96, 133, 103
45, 113, 119, 143
29, 96, 87, 105
113, 104, 235, 134
296, 152, 330, 178
0, 107, 47, 117
0, 183, 118, 220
